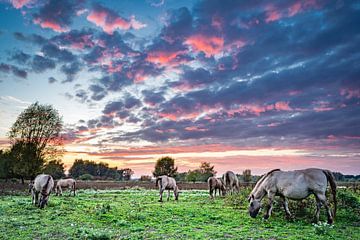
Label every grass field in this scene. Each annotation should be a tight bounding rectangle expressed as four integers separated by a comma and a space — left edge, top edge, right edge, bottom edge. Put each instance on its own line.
1, 188, 359, 239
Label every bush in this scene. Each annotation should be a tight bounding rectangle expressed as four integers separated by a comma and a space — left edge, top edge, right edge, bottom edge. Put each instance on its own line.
79, 174, 94, 181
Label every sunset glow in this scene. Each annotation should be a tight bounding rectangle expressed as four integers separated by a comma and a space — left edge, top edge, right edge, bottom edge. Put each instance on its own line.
0, 0, 359, 177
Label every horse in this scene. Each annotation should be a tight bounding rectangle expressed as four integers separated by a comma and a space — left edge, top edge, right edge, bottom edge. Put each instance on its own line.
248, 168, 337, 224
208, 177, 226, 199
55, 178, 76, 196
156, 175, 179, 202
223, 171, 240, 194
29, 174, 54, 209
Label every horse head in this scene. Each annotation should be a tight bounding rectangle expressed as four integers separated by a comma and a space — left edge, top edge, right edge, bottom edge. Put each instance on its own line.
248, 194, 261, 218
28, 182, 34, 193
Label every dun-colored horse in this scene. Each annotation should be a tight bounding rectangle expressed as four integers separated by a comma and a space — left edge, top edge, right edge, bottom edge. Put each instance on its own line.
223, 171, 240, 194
208, 177, 226, 199
248, 168, 337, 224
55, 178, 76, 196
156, 175, 179, 202
29, 174, 54, 208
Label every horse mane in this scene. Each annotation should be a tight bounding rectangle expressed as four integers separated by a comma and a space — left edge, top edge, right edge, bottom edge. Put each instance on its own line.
251, 169, 281, 195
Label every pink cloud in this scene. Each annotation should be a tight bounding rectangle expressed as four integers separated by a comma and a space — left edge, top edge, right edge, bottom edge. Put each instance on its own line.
33, 18, 68, 32
340, 88, 360, 99
228, 102, 292, 117
87, 7, 146, 34
185, 35, 224, 57
10, 0, 32, 9
146, 50, 186, 66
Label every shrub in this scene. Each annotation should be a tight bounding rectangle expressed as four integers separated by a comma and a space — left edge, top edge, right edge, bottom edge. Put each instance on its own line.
79, 173, 94, 181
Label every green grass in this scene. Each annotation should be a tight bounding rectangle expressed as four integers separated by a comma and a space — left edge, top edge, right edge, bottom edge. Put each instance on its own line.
0, 189, 359, 239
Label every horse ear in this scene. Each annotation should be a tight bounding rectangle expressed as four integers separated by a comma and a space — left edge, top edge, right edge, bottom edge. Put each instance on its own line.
248, 194, 254, 202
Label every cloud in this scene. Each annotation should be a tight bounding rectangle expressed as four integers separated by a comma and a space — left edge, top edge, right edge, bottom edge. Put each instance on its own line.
10, 0, 33, 9
60, 61, 81, 83
0, 63, 27, 79
87, 3, 146, 34
31, 55, 56, 73
32, 0, 85, 32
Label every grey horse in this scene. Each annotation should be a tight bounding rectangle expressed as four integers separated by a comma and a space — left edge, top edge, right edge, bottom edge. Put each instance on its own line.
55, 178, 76, 196
223, 171, 240, 194
208, 176, 226, 199
29, 174, 54, 208
156, 175, 179, 202
248, 168, 337, 224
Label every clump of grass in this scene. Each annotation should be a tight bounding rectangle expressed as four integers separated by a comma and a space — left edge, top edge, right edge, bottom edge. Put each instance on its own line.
312, 221, 334, 236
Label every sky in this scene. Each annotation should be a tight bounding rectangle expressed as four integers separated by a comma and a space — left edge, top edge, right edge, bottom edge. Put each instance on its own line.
0, 0, 359, 177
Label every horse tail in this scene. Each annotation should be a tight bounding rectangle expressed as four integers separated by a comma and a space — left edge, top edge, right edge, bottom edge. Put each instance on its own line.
156, 177, 162, 188
224, 172, 229, 187
42, 175, 51, 196
323, 170, 337, 217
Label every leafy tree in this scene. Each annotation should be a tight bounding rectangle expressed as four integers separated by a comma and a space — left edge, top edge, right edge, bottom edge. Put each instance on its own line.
0, 150, 14, 180
153, 156, 178, 177
185, 162, 216, 182
243, 169, 252, 182
186, 169, 201, 183
198, 162, 216, 181
175, 172, 187, 182
69, 159, 133, 180
9, 141, 43, 183
8, 102, 63, 182
43, 160, 65, 179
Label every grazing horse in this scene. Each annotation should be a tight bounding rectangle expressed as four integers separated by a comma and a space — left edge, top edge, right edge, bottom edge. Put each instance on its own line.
55, 178, 76, 196
208, 177, 226, 199
156, 175, 179, 202
223, 171, 240, 194
29, 174, 54, 209
248, 168, 337, 224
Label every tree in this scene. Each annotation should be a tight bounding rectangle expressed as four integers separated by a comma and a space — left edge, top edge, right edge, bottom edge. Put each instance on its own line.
243, 169, 252, 182
8, 102, 63, 182
120, 168, 134, 181
185, 162, 216, 182
186, 169, 201, 183
9, 141, 43, 183
0, 150, 14, 180
153, 156, 178, 177
198, 162, 216, 181
43, 160, 65, 179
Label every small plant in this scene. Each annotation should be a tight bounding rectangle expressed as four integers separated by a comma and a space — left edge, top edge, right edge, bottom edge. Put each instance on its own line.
313, 221, 334, 236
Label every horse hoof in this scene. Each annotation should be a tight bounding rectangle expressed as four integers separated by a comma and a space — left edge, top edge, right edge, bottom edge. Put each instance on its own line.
264, 215, 269, 220
158, 200, 163, 202
327, 219, 334, 225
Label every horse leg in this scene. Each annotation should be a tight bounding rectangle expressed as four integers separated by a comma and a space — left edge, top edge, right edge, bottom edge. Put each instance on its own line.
167, 190, 170, 201
317, 193, 333, 224
264, 192, 275, 219
159, 188, 164, 202
209, 188, 213, 199
59, 186, 63, 196
35, 192, 39, 206
281, 196, 292, 218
